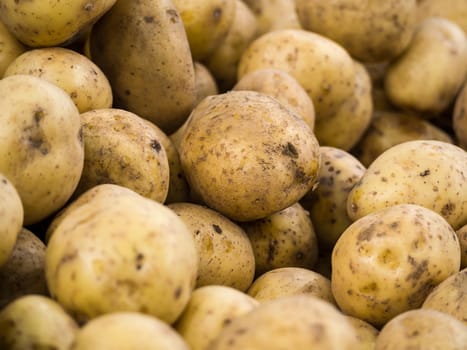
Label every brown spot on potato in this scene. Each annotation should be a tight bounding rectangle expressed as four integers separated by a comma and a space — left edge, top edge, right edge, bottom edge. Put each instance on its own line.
441, 202, 456, 216
135, 253, 144, 270
150, 140, 162, 152
212, 224, 222, 234
144, 16, 155, 23
357, 223, 375, 242
282, 142, 298, 158
212, 7, 222, 23
419, 169, 430, 177
166, 9, 179, 23
405, 259, 428, 282
174, 286, 182, 299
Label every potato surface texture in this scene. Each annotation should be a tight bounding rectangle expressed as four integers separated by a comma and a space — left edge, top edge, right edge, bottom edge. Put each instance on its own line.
179, 91, 321, 222
0, 20, 25, 76
454, 80, 467, 149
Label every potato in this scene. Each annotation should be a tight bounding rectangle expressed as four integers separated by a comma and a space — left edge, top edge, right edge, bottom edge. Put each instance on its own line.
0, 295, 78, 350
238, 29, 356, 120
167, 202, 255, 291
314, 60, 373, 151
352, 111, 454, 167
300, 146, 366, 250
296, 0, 417, 63
175, 285, 259, 350
71, 312, 190, 350
345, 316, 379, 350
74, 108, 170, 203
241, 203, 318, 276
209, 295, 359, 349
453, 80, 467, 149
173, 0, 236, 61
194, 62, 219, 107
375, 309, 467, 350
246, 267, 335, 306
0, 74, 84, 225
204, 0, 258, 91
0, 0, 116, 47
4, 47, 112, 113
0, 228, 47, 309
233, 68, 315, 131
332, 204, 461, 327
0, 21, 25, 77
384, 17, 467, 117
179, 91, 321, 222
45, 185, 198, 324
422, 268, 466, 325
90, 0, 196, 134
416, 0, 467, 34
347, 140, 467, 230
456, 225, 467, 268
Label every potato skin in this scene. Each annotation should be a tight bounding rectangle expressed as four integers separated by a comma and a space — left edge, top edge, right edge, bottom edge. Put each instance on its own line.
416, 0, 467, 34
453, 80, 467, 149
345, 316, 379, 350
332, 204, 461, 327
193, 62, 218, 107
456, 225, 467, 268
0, 21, 26, 77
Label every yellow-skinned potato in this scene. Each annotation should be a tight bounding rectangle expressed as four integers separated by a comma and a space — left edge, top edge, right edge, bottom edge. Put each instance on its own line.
353, 111, 454, 167
0, 228, 47, 309
71, 312, 190, 350
0, 295, 78, 350
314, 60, 373, 151
375, 309, 467, 350
345, 316, 379, 350
332, 204, 461, 327
209, 295, 359, 350
453, 80, 467, 149
456, 225, 467, 268
241, 203, 318, 276
168, 202, 255, 291
416, 0, 467, 34
347, 140, 467, 230
4, 47, 112, 113
45, 185, 198, 324
75, 108, 170, 203
0, 74, 84, 225
0, 0, 117, 47
296, 0, 417, 63
179, 91, 321, 222
422, 268, 466, 325
174, 285, 259, 350
0, 21, 25, 77
234, 68, 315, 131
246, 267, 335, 306
90, 0, 196, 134
300, 146, 366, 250
384, 17, 467, 117
194, 62, 218, 107
238, 29, 356, 120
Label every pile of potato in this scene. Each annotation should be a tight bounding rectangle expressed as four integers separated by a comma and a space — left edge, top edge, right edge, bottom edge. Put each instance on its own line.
0, 0, 466, 349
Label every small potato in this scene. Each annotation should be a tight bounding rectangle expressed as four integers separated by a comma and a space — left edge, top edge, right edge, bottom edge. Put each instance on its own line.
453, 80, 467, 149
347, 140, 467, 230
332, 204, 461, 327
345, 316, 379, 350
0, 295, 78, 350
0, 21, 26, 77
384, 17, 467, 116
241, 203, 319, 276
75, 108, 170, 203
422, 268, 466, 325
300, 146, 366, 250
174, 285, 259, 350
209, 295, 359, 350
0, 228, 47, 309
71, 312, 190, 350
233, 68, 315, 131
375, 309, 467, 350
246, 267, 335, 306
168, 202, 255, 291
456, 225, 467, 268
194, 62, 218, 107
4, 47, 112, 113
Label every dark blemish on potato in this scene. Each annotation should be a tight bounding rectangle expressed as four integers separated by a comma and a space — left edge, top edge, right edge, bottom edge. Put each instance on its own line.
144, 16, 155, 23
135, 253, 144, 270
441, 202, 455, 216
359, 282, 379, 293
405, 259, 428, 282
1, 178, 6, 184
407, 255, 416, 266
212, 224, 222, 234
150, 140, 162, 152
408, 330, 420, 338
166, 9, 179, 23
174, 286, 182, 299
59, 251, 78, 266
320, 176, 334, 186
223, 318, 232, 326
235, 328, 248, 335
347, 289, 353, 296
390, 222, 398, 229
407, 280, 435, 307
212, 7, 222, 23
282, 142, 298, 158
267, 240, 278, 263
357, 223, 375, 241
419, 169, 430, 177
194, 230, 200, 235
124, 89, 131, 96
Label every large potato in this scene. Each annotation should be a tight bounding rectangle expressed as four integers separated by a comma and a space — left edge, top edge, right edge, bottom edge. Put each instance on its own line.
0, 74, 84, 225
4, 47, 112, 113
238, 29, 356, 120
90, 0, 196, 134
296, 0, 417, 62
453, 80, 467, 149
332, 204, 461, 327
347, 140, 467, 230
179, 91, 321, 222
0, 21, 25, 77
45, 185, 198, 324
0, 0, 116, 47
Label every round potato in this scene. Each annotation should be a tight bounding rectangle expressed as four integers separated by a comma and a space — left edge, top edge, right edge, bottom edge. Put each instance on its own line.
194, 62, 218, 107
453, 80, 467, 149
0, 74, 84, 225
0, 295, 78, 350
45, 185, 198, 324
456, 225, 467, 268
246, 267, 335, 305
347, 140, 467, 230
175, 285, 259, 350
71, 312, 190, 350
375, 309, 467, 350
209, 295, 359, 350
179, 91, 321, 222
238, 29, 356, 120
345, 316, 379, 350
4, 47, 112, 113
241, 203, 319, 276
75, 108, 170, 203
168, 202, 255, 291
332, 204, 461, 327
0, 20, 26, 77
